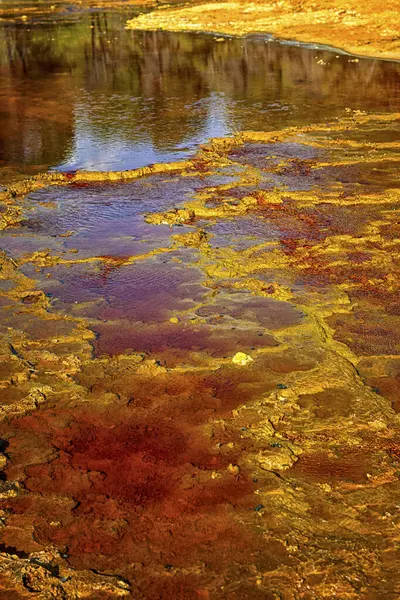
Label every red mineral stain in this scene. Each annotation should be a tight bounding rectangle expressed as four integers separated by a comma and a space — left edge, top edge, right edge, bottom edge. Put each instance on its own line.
329, 312, 400, 356
362, 374, 400, 412
70, 181, 91, 188
6, 395, 271, 581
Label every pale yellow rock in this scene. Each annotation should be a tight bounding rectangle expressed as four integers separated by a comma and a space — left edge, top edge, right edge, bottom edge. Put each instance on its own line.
319, 483, 333, 493
368, 419, 387, 431
232, 352, 253, 366
257, 450, 298, 472
227, 463, 240, 476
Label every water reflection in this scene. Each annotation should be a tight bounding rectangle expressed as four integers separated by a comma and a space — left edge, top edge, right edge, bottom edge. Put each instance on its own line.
0, 11, 399, 175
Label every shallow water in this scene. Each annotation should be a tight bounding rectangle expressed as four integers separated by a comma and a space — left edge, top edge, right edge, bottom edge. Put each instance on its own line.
0, 7, 400, 179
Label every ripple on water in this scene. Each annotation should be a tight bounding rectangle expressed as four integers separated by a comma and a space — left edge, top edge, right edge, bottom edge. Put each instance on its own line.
4, 176, 206, 259
40, 254, 207, 322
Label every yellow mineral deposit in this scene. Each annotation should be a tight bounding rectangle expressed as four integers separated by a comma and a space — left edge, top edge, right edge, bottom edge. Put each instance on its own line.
232, 351, 254, 366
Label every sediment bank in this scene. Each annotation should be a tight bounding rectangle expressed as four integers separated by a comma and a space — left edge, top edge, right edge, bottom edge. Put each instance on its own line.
126, 0, 400, 61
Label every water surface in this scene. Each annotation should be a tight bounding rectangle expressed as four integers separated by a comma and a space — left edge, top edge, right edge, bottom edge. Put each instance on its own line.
0, 6, 399, 179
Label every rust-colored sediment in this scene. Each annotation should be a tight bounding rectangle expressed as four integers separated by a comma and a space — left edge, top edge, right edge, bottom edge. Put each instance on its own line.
0, 111, 400, 598
126, 0, 400, 60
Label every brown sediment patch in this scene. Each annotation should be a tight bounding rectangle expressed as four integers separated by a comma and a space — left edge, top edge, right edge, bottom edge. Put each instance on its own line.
291, 450, 371, 484
74, 358, 279, 418
298, 388, 358, 419
0, 312, 78, 342
357, 356, 400, 413
328, 311, 400, 357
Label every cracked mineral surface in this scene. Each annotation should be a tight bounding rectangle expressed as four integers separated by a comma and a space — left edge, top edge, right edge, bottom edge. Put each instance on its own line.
1, 112, 400, 598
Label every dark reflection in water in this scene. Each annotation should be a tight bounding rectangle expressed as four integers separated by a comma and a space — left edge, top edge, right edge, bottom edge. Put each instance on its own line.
0, 10, 399, 176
